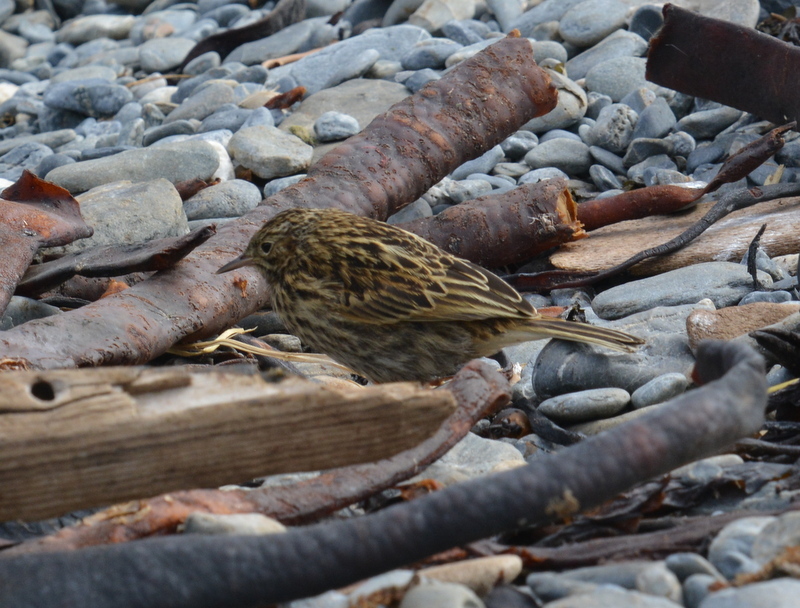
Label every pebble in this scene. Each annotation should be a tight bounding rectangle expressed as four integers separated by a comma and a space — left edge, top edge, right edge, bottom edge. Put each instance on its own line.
581, 102, 638, 154
538, 387, 630, 423
589, 163, 623, 190
707, 516, 775, 579
419, 555, 522, 596
631, 372, 689, 409
44, 179, 188, 257
183, 179, 261, 220
565, 30, 648, 81
164, 81, 236, 124
685, 302, 800, 349
665, 553, 725, 582
623, 139, 675, 168
508, 0, 585, 37
399, 582, 484, 608
266, 25, 430, 95
451, 145, 504, 180
676, 107, 744, 140
524, 138, 592, 175
632, 97, 677, 140
522, 70, 587, 133
410, 432, 524, 486
629, 4, 665, 42
387, 198, 433, 224
585, 56, 649, 102
407, 0, 477, 32
401, 38, 463, 70
559, 0, 629, 48
1, 297, 61, 330
701, 579, 800, 608
444, 178, 492, 203
46, 140, 220, 194
518, 167, 569, 184
532, 302, 711, 400
227, 125, 313, 179
594, 262, 773, 319
684, 574, 717, 608
43, 78, 133, 118
313, 111, 360, 142
183, 512, 286, 535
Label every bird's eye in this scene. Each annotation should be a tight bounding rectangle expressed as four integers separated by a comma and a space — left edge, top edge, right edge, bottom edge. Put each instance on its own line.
260, 241, 273, 254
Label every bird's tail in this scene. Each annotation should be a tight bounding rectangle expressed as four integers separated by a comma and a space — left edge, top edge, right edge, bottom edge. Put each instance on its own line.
524, 317, 644, 352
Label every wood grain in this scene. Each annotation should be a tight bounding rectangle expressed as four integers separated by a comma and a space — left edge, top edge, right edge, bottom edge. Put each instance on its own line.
550, 197, 800, 275
0, 367, 455, 521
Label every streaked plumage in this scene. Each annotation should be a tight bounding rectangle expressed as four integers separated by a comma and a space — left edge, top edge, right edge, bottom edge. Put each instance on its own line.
218, 207, 643, 382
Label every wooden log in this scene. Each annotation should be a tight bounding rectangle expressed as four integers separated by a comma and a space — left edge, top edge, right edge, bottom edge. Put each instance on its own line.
550, 196, 800, 275
0, 367, 455, 521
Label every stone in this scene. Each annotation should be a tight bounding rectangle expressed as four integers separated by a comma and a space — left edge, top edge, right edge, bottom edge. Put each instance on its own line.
522, 70, 587, 133
313, 111, 360, 142
399, 582, 484, 608
410, 432, 524, 486
538, 387, 631, 423
559, 0, 629, 48
631, 372, 689, 408
228, 125, 313, 179
676, 107, 744, 140
183, 512, 286, 535
565, 30, 648, 81
629, 4, 664, 42
524, 138, 592, 175
55, 15, 136, 44
451, 145, 504, 180
43, 79, 133, 118
507, 0, 585, 37
631, 97, 676, 140
164, 81, 235, 124
585, 56, 649, 102
43, 179, 189, 257
401, 38, 462, 69
531, 302, 711, 400
266, 25, 430, 95
685, 302, 800, 350
46, 140, 220, 194
408, 0, 476, 33
701, 580, 800, 608
582, 103, 638, 154
707, 516, 776, 579
183, 179, 262, 220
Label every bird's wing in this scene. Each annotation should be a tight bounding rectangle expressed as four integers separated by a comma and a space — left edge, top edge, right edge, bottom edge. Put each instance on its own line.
333, 237, 536, 324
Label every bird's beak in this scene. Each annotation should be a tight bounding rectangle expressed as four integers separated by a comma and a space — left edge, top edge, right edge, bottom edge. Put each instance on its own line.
216, 255, 256, 274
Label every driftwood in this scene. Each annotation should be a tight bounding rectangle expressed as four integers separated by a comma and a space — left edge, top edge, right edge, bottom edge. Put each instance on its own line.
5, 359, 508, 554
0, 366, 455, 522
550, 196, 800, 275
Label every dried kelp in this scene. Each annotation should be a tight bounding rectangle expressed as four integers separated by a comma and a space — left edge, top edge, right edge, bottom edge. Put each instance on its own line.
0, 171, 92, 317
647, 4, 800, 124
0, 35, 557, 369
16, 226, 215, 297
577, 122, 795, 231
400, 179, 585, 268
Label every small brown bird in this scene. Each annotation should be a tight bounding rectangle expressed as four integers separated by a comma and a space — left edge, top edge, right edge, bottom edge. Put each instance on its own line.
218, 208, 643, 383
